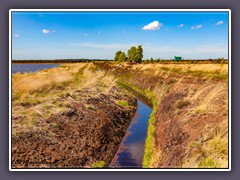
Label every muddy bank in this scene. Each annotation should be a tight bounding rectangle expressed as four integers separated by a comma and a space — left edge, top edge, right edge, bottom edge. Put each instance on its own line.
97, 62, 228, 168
12, 63, 137, 168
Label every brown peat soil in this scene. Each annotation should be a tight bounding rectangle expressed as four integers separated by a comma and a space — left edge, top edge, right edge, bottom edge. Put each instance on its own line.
97, 62, 228, 168
12, 61, 229, 168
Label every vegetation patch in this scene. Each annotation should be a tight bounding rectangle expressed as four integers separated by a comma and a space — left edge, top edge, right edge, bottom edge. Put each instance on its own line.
117, 100, 129, 107
92, 161, 106, 168
176, 100, 190, 109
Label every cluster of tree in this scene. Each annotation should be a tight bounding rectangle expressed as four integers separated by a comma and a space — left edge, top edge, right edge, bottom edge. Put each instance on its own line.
114, 45, 143, 63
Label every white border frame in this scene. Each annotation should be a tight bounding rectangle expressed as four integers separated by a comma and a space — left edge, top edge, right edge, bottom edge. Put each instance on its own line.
9, 9, 231, 171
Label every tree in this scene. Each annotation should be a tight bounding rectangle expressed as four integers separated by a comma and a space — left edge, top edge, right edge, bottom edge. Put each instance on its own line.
114, 51, 122, 61
135, 45, 143, 63
119, 52, 126, 62
127, 46, 136, 62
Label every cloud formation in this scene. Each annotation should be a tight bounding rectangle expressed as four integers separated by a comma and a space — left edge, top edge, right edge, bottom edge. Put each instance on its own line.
178, 24, 184, 27
42, 29, 55, 34
14, 34, 20, 38
42, 29, 50, 34
190, 24, 203, 30
216, 21, 224, 25
142, 21, 162, 30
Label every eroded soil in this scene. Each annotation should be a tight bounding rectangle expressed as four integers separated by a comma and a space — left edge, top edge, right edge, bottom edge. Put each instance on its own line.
98, 62, 228, 168
12, 63, 137, 168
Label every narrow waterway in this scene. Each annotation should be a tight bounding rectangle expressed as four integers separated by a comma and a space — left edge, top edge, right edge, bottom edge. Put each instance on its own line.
109, 99, 152, 168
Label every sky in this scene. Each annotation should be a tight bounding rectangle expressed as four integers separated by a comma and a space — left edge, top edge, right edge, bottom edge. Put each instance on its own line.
12, 11, 229, 60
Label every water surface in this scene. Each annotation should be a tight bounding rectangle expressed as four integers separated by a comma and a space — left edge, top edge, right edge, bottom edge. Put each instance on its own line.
12, 63, 59, 74
109, 99, 152, 168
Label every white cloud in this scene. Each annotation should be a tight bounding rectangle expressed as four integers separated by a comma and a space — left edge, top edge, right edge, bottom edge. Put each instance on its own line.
190, 24, 203, 30
216, 21, 224, 25
142, 21, 162, 30
178, 24, 184, 27
14, 34, 20, 38
42, 29, 55, 34
42, 29, 51, 34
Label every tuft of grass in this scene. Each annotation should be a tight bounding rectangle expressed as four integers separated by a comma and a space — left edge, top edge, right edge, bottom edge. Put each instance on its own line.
31, 118, 37, 125
176, 100, 190, 109
199, 157, 219, 168
85, 104, 95, 110
92, 161, 105, 168
12, 91, 21, 101
117, 100, 129, 107
52, 122, 59, 128
183, 120, 228, 168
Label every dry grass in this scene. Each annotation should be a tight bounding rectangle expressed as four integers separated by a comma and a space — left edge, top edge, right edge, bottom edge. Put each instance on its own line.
130, 63, 227, 74
193, 83, 226, 114
183, 119, 228, 168
12, 62, 119, 137
12, 63, 87, 99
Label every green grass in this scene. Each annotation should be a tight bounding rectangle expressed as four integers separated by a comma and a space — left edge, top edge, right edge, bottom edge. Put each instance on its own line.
199, 157, 219, 168
92, 161, 105, 168
143, 98, 158, 168
117, 100, 129, 107
52, 122, 59, 128
85, 104, 95, 109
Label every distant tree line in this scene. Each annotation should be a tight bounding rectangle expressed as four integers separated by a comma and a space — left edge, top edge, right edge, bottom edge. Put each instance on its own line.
114, 45, 143, 63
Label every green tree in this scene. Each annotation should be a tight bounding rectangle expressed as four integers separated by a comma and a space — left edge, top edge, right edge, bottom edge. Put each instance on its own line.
150, 57, 154, 62
119, 52, 126, 62
127, 46, 137, 62
114, 50, 122, 61
135, 45, 143, 63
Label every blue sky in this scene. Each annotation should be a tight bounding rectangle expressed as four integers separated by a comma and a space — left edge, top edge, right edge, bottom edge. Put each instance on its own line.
12, 11, 229, 60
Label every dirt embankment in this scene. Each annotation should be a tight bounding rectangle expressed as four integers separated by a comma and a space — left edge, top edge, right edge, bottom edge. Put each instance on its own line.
12, 63, 137, 168
98, 62, 228, 168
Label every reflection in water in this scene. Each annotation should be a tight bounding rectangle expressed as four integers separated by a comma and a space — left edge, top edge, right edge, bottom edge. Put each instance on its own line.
109, 100, 152, 168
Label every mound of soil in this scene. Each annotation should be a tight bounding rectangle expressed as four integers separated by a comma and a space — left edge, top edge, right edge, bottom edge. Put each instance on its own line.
12, 86, 137, 168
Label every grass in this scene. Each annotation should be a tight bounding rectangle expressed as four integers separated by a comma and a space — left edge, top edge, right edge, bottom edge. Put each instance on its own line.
176, 100, 190, 109
52, 123, 59, 128
92, 161, 105, 168
143, 98, 158, 168
183, 120, 228, 168
117, 100, 129, 107
85, 104, 95, 110
116, 80, 158, 168
100, 62, 228, 168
